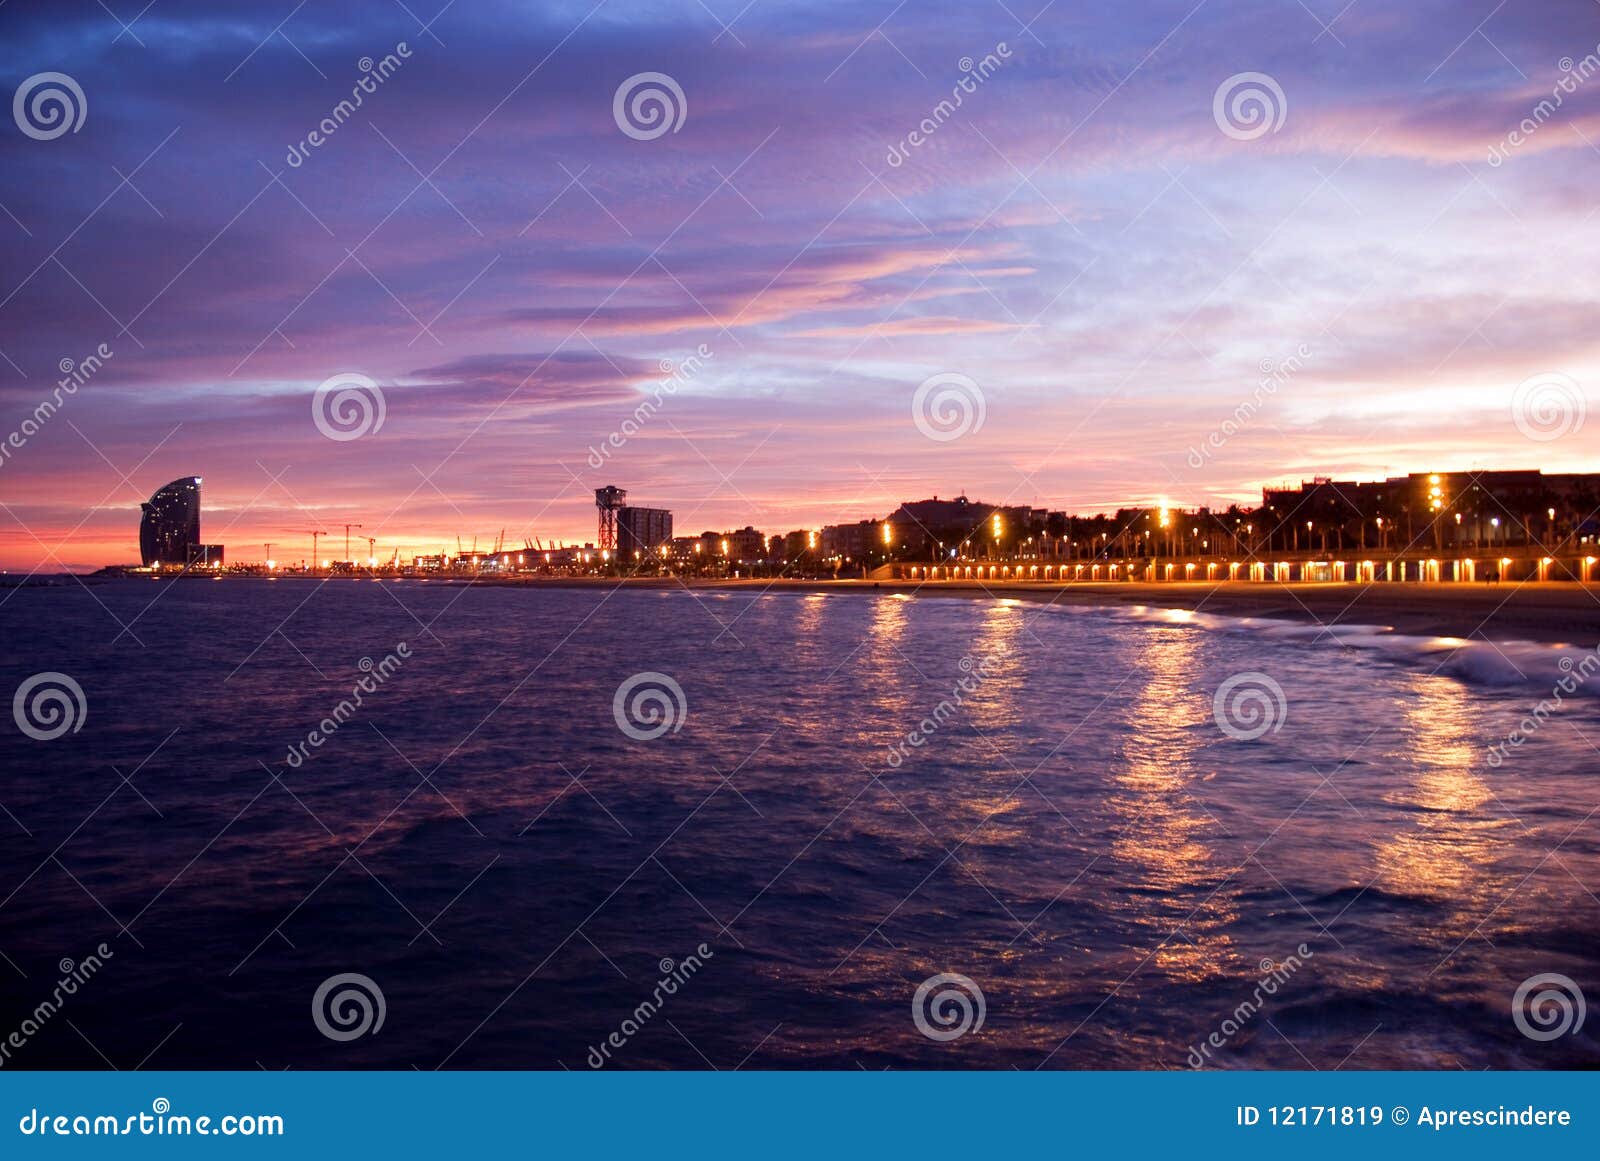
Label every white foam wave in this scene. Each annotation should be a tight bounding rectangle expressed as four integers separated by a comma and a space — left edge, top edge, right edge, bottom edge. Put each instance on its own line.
1026, 600, 1597, 693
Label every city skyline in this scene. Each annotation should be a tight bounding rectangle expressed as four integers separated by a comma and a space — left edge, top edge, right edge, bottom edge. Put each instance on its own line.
104, 464, 1600, 572
6, 1, 1600, 1091
2, 1, 1597, 570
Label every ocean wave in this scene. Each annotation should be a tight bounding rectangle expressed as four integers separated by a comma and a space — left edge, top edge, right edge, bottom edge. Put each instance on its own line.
1019, 599, 1597, 693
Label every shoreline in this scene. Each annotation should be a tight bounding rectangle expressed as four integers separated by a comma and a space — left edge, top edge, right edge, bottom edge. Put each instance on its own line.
31, 573, 1600, 646
504, 576, 1600, 646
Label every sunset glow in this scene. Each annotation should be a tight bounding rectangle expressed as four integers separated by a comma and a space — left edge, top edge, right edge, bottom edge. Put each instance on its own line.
1, 1, 1596, 570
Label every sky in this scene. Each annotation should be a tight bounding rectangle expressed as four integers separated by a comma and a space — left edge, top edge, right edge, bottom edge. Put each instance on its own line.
0, 0, 1597, 569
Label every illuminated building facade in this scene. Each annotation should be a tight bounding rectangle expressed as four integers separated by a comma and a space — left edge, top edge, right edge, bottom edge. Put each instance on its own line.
139, 476, 204, 566
616, 506, 673, 561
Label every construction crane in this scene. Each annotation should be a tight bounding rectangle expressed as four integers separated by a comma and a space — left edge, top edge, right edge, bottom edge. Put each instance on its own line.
365, 536, 377, 567
343, 523, 363, 563
290, 530, 327, 568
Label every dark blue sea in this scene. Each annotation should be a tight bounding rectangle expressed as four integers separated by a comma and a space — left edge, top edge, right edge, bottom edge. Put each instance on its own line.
2, 579, 1597, 1069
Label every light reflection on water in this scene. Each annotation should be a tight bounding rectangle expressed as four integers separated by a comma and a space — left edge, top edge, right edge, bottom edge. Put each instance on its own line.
1110, 627, 1235, 982
1376, 675, 1511, 911
0, 582, 1596, 1070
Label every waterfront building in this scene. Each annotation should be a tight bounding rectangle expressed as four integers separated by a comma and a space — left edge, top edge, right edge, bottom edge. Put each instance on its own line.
880, 494, 1048, 558
139, 476, 204, 567
617, 506, 673, 562
665, 536, 702, 562
820, 520, 879, 562
885, 494, 991, 553
721, 526, 766, 562
1260, 470, 1600, 553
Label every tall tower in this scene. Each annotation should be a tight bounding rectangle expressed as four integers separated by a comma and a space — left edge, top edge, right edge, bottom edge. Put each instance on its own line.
595, 485, 627, 551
